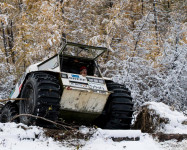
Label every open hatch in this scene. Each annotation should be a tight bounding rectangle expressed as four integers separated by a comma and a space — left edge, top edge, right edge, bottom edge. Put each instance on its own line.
59, 42, 107, 60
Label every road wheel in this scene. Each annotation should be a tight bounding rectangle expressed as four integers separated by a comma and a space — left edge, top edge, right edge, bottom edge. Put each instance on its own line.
20, 72, 61, 127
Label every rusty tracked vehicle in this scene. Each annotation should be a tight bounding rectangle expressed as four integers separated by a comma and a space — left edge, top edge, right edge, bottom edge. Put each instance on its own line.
0, 42, 133, 129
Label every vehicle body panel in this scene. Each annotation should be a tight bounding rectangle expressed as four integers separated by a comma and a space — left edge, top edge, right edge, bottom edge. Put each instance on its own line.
38, 55, 59, 71
60, 88, 109, 113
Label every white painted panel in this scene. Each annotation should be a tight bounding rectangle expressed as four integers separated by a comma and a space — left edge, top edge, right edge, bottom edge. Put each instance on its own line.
60, 88, 110, 113
38, 56, 59, 70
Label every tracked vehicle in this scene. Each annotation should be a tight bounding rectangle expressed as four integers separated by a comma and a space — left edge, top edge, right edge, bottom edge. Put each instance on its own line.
0, 42, 133, 129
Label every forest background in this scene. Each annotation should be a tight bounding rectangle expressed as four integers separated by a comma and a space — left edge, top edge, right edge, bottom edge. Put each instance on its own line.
0, 0, 186, 111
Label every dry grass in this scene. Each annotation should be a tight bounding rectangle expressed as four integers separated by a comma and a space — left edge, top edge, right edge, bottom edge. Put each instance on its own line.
133, 104, 169, 133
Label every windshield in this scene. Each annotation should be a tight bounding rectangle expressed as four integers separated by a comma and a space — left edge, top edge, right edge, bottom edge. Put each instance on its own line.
60, 42, 107, 60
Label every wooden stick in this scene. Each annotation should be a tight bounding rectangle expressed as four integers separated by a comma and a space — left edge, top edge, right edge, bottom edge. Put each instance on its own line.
0, 98, 27, 102
10, 114, 78, 131
152, 132, 187, 142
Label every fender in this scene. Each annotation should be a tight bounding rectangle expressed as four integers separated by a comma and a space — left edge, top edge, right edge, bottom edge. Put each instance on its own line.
10, 55, 61, 99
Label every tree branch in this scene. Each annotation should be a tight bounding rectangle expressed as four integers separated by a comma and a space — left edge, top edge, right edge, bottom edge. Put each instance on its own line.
0, 98, 27, 102
10, 114, 78, 131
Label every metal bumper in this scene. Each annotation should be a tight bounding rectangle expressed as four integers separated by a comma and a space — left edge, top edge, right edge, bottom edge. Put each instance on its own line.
60, 86, 110, 114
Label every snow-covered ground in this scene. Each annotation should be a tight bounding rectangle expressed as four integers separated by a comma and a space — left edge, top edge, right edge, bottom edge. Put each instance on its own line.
0, 123, 70, 150
0, 123, 186, 150
0, 102, 186, 150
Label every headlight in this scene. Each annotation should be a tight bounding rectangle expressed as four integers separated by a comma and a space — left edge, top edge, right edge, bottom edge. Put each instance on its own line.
61, 73, 68, 78
94, 79, 99, 83
98, 79, 104, 84
89, 78, 94, 82
87, 78, 104, 84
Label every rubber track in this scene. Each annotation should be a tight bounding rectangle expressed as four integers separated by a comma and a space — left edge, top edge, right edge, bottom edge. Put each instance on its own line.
105, 82, 133, 129
31, 72, 61, 127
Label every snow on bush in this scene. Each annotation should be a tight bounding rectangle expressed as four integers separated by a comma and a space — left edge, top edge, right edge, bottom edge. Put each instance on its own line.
134, 102, 187, 134
102, 52, 187, 112
146, 102, 187, 134
0, 63, 15, 99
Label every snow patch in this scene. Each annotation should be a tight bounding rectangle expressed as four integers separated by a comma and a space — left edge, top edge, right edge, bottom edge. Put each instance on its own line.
96, 129, 141, 138
0, 122, 186, 150
47, 39, 53, 46
144, 102, 187, 134
0, 123, 70, 150
83, 131, 163, 150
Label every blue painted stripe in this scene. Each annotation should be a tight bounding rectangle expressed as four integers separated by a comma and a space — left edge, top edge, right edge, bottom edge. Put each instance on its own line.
72, 74, 79, 78
9, 88, 15, 98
